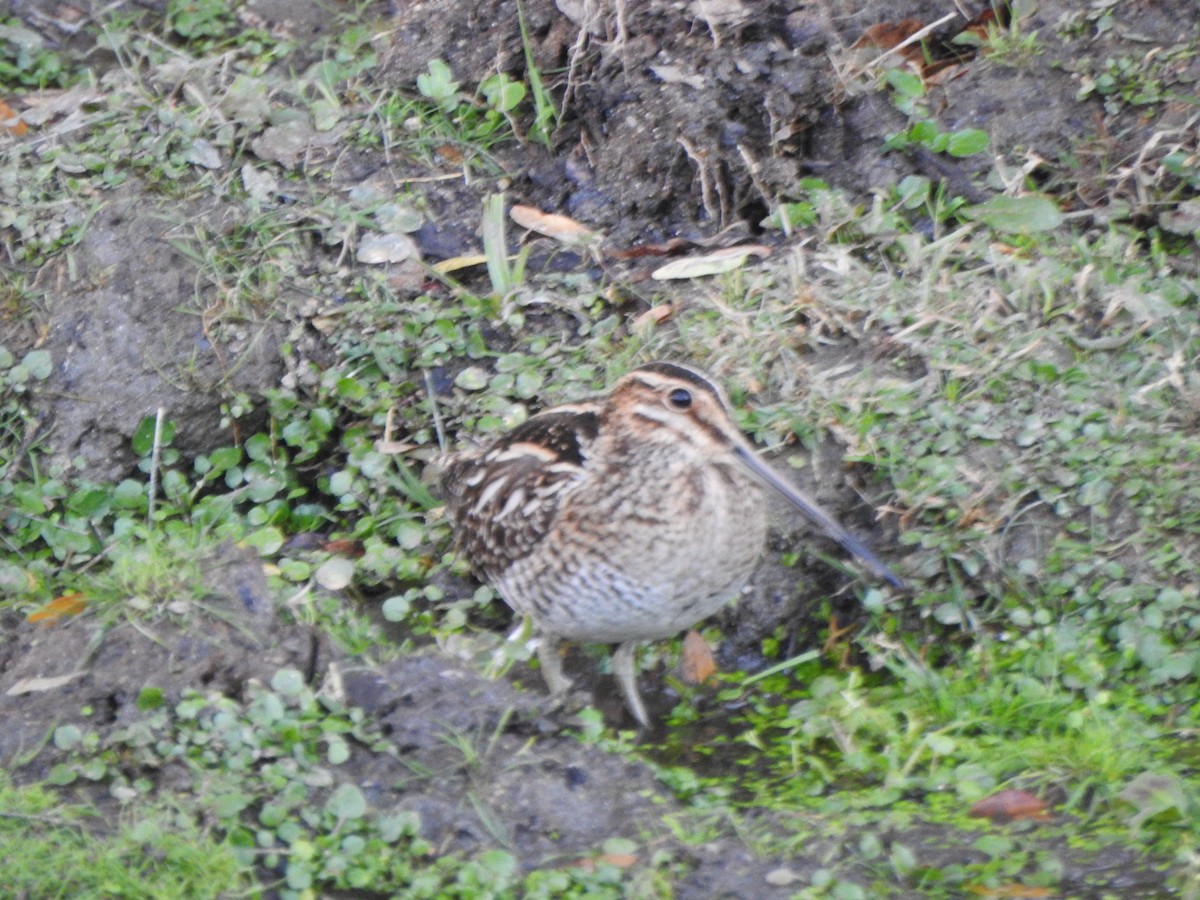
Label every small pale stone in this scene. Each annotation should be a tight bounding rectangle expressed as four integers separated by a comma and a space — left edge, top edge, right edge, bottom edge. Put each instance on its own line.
765, 867, 802, 886
315, 557, 355, 590
357, 232, 419, 264
185, 138, 222, 169
241, 163, 277, 202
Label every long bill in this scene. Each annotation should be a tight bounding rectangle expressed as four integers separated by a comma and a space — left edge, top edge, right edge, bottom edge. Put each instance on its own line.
732, 444, 905, 589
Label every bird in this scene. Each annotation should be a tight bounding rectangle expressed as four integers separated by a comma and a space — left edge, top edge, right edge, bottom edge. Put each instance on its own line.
440, 361, 902, 726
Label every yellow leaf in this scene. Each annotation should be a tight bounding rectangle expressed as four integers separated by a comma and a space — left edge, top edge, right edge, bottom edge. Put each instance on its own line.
433, 254, 490, 273
509, 205, 600, 246
28, 592, 88, 625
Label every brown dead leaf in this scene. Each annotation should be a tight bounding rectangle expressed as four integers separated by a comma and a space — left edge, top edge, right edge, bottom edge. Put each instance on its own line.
283, 533, 328, 552
852, 19, 925, 58
965, 884, 1055, 898
321, 539, 365, 557
434, 144, 464, 165
631, 304, 674, 333
17, 84, 103, 127
921, 59, 967, 86
852, 3, 1013, 80
509, 205, 599, 246
961, 5, 1008, 43
0, 99, 28, 136
969, 789, 1049, 822
606, 237, 692, 259
680, 630, 717, 685
27, 591, 88, 625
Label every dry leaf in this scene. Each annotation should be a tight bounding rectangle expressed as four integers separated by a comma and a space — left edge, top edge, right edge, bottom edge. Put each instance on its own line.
433, 254, 489, 273
852, 19, 925, 56
961, 6, 1006, 43
650, 244, 771, 280
921, 59, 965, 85
283, 533, 329, 552
321, 539, 365, 557
631, 304, 674, 333
851, 4, 1013, 80
0, 99, 28, 136
434, 144, 464, 165
310, 314, 340, 335
969, 789, 1049, 822
680, 630, 717, 684
6, 672, 85, 696
606, 237, 691, 259
13, 84, 101, 127
376, 405, 416, 455
965, 884, 1055, 898
509, 205, 599, 246
27, 592, 88, 625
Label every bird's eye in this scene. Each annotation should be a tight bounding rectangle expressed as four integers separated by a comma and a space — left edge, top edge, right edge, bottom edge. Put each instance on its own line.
666, 388, 692, 409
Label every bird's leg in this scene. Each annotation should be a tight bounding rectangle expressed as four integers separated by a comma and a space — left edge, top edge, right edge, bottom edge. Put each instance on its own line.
611, 641, 649, 727
535, 635, 573, 696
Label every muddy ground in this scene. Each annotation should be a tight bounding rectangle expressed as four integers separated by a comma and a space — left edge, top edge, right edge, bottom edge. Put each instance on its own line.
2, 0, 1197, 894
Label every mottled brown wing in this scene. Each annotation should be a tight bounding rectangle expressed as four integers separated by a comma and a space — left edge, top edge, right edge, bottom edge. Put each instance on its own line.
441, 406, 600, 577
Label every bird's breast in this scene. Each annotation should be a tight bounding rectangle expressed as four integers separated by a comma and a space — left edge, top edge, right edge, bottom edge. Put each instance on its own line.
499, 456, 770, 642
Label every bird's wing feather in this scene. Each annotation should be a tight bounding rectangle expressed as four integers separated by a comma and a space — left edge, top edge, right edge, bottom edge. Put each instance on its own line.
441, 405, 599, 576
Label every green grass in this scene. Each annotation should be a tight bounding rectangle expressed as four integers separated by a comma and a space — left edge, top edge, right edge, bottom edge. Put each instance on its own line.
0, 774, 247, 898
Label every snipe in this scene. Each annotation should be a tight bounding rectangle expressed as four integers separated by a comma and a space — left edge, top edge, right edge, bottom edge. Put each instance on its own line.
441, 361, 902, 725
